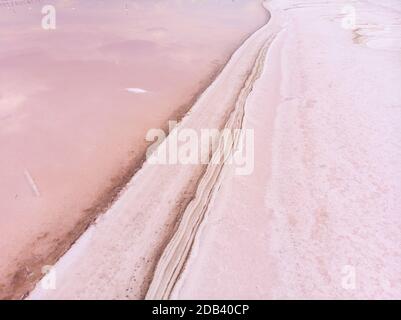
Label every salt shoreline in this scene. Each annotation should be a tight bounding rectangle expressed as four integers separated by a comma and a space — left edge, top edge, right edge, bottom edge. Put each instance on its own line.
0, 0, 268, 299
27, 2, 273, 300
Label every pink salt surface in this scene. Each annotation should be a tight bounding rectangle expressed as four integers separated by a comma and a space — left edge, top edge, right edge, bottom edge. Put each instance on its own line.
0, 0, 267, 298
172, 0, 401, 299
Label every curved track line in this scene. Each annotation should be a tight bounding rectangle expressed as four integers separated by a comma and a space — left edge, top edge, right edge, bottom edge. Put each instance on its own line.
145, 34, 276, 300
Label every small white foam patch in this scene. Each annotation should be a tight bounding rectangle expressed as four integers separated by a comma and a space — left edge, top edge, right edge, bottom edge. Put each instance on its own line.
125, 88, 148, 94
24, 170, 41, 197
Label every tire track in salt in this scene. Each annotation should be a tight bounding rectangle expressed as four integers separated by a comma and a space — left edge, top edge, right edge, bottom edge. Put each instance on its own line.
145, 34, 276, 300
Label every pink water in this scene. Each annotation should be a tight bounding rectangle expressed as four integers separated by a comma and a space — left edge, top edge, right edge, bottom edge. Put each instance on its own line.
0, 0, 267, 298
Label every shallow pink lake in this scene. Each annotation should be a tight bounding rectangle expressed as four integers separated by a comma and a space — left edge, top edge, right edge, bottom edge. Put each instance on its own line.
0, 0, 266, 298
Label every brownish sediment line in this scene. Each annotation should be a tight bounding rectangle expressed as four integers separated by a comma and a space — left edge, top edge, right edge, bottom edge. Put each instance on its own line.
2, 61, 222, 301
1, 5, 271, 300
26, 1, 272, 299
